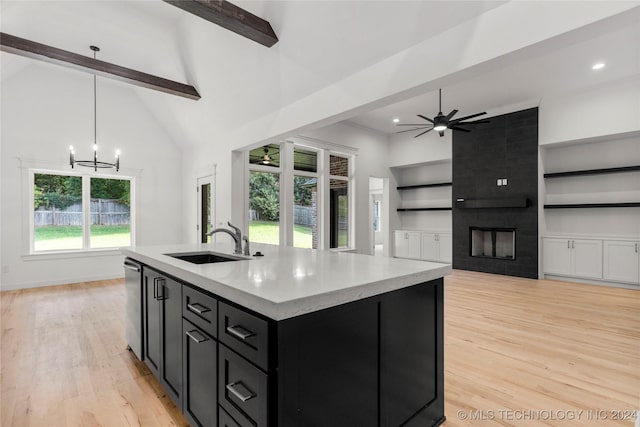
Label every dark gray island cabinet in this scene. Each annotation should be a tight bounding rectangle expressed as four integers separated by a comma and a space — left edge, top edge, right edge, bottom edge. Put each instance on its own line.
125, 244, 448, 427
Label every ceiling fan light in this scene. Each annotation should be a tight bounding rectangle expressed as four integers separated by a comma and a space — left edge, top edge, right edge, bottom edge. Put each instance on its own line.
433, 124, 447, 132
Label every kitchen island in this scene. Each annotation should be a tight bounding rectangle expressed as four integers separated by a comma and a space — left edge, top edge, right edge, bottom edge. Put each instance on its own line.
122, 242, 450, 427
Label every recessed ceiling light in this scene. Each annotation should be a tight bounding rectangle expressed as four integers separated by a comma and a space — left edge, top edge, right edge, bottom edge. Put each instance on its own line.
592, 62, 605, 70
392, 118, 399, 123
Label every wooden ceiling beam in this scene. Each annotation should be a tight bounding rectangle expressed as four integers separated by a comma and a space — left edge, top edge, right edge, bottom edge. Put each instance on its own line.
0, 32, 201, 100
163, 0, 278, 48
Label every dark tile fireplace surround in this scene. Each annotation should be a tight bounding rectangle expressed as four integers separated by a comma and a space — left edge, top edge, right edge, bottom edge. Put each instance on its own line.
452, 108, 538, 279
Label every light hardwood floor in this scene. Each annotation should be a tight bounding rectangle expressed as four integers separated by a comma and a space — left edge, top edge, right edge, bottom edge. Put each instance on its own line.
1, 271, 638, 426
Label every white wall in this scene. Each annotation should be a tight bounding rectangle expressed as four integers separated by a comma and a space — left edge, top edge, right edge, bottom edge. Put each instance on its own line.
298, 123, 393, 255
388, 131, 452, 167
542, 136, 640, 238
539, 77, 640, 145
392, 161, 453, 232
1, 64, 184, 290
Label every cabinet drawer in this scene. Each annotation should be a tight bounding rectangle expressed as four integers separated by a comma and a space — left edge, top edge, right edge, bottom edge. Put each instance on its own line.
219, 406, 242, 427
183, 319, 217, 427
219, 302, 269, 370
183, 285, 217, 339
219, 345, 268, 427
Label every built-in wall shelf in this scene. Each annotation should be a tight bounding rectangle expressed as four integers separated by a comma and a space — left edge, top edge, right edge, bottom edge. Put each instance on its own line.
455, 197, 529, 209
544, 165, 640, 178
544, 203, 640, 209
397, 207, 452, 212
397, 182, 452, 190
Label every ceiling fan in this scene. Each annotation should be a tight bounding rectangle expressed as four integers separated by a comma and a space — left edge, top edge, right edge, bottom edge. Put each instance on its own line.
396, 89, 490, 138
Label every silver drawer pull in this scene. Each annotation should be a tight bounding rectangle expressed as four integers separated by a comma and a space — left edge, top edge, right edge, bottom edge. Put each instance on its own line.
226, 382, 255, 402
187, 302, 211, 315
226, 325, 256, 340
185, 330, 209, 343
123, 263, 140, 272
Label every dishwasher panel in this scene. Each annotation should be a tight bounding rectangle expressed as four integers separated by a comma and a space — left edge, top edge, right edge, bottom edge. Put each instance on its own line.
124, 258, 143, 360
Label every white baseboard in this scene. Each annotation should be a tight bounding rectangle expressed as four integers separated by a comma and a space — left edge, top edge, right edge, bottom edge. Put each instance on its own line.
543, 274, 640, 291
0, 274, 124, 291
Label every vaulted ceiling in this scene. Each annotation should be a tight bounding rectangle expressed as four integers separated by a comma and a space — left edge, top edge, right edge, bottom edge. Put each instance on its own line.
2, 1, 638, 151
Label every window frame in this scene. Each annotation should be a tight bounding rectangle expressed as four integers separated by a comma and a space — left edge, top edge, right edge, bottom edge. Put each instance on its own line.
292, 144, 320, 249
29, 168, 135, 254
247, 143, 284, 245
327, 152, 354, 249
244, 140, 355, 251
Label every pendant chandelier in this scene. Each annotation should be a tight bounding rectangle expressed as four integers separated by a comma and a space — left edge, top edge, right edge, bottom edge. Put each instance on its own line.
69, 45, 120, 172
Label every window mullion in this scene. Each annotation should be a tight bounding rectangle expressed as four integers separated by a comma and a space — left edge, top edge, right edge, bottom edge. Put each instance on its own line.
82, 175, 91, 249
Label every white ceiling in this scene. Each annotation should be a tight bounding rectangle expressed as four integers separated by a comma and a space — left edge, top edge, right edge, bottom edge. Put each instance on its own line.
2, 1, 639, 149
0, 0, 506, 149
347, 18, 640, 135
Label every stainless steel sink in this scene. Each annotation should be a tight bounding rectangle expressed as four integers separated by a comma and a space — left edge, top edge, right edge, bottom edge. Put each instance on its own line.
165, 251, 246, 264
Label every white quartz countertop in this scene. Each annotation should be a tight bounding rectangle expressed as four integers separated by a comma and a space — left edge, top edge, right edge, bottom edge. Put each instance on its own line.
122, 242, 451, 321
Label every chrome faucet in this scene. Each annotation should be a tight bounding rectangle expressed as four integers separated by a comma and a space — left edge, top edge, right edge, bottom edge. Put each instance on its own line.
208, 221, 243, 255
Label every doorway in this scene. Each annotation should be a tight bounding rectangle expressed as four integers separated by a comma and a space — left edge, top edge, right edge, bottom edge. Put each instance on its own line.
369, 177, 386, 256
197, 175, 214, 243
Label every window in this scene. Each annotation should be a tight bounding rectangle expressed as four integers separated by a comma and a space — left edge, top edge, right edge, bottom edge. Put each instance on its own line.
249, 143, 280, 168
329, 155, 351, 249
293, 146, 318, 249
245, 142, 354, 250
32, 171, 133, 252
248, 170, 280, 245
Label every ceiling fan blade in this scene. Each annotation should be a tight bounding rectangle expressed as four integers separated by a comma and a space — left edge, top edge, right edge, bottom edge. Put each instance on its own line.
417, 114, 435, 124
449, 125, 471, 133
396, 123, 434, 126
466, 119, 491, 124
396, 126, 430, 134
450, 111, 487, 123
445, 109, 458, 120
414, 128, 434, 138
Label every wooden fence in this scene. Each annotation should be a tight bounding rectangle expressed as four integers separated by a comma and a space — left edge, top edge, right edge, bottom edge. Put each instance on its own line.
249, 206, 313, 227
293, 205, 313, 227
34, 199, 130, 226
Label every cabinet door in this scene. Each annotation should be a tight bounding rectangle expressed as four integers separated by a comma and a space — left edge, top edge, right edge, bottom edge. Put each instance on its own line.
603, 240, 640, 283
543, 238, 572, 276
572, 239, 603, 279
380, 281, 439, 426
407, 232, 422, 259
183, 319, 217, 427
420, 234, 438, 261
159, 275, 183, 408
394, 231, 409, 258
143, 271, 161, 378
438, 234, 452, 263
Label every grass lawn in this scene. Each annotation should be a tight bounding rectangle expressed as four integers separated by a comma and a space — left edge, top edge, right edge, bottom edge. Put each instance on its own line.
34, 225, 131, 251
249, 220, 313, 248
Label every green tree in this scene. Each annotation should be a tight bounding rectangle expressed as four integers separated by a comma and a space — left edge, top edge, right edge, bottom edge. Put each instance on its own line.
91, 178, 130, 206
293, 176, 312, 206
34, 174, 81, 209
249, 172, 279, 221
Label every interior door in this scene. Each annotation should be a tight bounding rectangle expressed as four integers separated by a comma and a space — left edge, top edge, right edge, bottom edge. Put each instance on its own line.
197, 175, 214, 243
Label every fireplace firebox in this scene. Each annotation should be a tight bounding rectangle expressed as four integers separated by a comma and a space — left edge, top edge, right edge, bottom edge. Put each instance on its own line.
470, 227, 515, 260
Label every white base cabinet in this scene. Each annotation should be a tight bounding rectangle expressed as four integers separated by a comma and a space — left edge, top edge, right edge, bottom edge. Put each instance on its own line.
603, 240, 640, 284
394, 231, 421, 259
421, 233, 452, 263
543, 238, 602, 279
394, 230, 451, 263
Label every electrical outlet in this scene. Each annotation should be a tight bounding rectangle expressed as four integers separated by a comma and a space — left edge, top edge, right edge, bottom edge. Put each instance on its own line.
497, 179, 502, 186
503, 178, 508, 186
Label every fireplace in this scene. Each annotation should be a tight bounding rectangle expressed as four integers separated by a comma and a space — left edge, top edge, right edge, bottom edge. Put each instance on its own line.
470, 227, 515, 260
